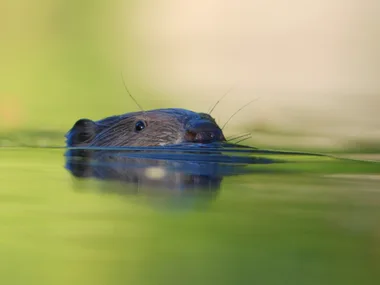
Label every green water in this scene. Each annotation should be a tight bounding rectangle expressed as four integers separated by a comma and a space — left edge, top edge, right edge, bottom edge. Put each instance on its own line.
1, 148, 380, 285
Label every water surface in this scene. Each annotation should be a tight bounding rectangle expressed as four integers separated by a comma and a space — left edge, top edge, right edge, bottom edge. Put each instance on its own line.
1, 148, 380, 285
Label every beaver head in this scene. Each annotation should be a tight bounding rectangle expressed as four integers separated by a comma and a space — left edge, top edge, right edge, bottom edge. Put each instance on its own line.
66, 108, 226, 147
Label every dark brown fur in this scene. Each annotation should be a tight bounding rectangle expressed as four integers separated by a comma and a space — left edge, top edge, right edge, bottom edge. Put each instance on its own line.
66, 108, 226, 147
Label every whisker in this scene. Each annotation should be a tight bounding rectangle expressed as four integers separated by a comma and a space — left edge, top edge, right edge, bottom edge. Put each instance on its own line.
226, 132, 251, 142
234, 135, 252, 145
121, 72, 144, 112
221, 98, 259, 130
208, 86, 235, 115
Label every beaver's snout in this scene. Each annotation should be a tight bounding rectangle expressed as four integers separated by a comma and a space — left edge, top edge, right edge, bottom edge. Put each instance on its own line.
185, 119, 225, 143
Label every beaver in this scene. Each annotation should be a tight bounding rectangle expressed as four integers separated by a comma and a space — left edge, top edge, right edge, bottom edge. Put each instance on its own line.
64, 108, 285, 194
66, 108, 226, 147
64, 108, 228, 193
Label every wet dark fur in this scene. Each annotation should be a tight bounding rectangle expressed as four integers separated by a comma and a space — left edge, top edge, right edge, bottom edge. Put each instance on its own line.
66, 108, 226, 147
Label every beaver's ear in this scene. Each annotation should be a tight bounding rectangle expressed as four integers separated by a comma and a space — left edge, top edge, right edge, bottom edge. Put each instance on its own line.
65, 119, 97, 147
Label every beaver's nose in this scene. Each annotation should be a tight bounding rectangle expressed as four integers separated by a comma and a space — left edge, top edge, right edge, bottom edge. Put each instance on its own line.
185, 120, 225, 143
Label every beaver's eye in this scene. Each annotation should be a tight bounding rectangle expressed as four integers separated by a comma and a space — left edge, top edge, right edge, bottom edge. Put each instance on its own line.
135, 120, 146, 132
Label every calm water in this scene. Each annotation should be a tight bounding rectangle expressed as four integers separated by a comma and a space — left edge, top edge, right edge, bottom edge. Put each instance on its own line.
1, 148, 380, 285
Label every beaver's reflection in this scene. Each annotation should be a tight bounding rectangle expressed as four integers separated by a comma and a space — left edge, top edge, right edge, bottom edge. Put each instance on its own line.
65, 148, 274, 195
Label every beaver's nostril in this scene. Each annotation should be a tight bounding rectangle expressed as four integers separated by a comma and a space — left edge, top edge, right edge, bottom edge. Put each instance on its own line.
193, 131, 221, 143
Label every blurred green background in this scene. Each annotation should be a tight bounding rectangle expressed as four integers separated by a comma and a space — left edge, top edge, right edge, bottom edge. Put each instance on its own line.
1, 0, 129, 132
1, 0, 379, 151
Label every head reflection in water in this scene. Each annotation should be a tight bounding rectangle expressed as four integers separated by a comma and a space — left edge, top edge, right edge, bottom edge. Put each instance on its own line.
64, 145, 277, 196
66, 149, 224, 194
